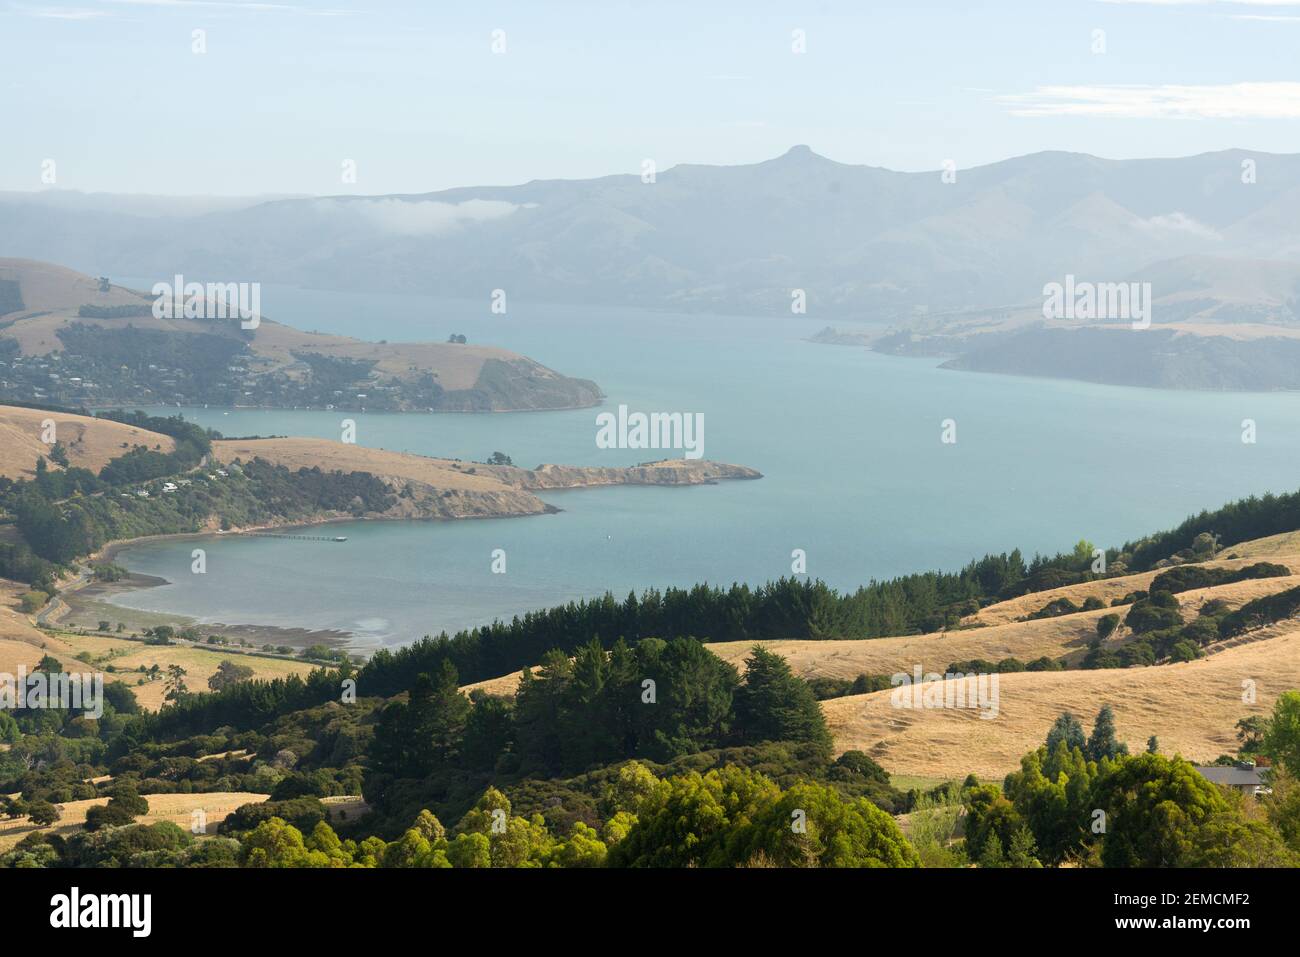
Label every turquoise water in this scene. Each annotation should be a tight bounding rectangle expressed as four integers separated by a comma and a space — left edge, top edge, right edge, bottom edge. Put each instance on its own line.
104, 283, 1300, 650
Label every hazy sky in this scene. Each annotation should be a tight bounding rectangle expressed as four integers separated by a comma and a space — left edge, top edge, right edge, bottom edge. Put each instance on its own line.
3, 0, 1300, 196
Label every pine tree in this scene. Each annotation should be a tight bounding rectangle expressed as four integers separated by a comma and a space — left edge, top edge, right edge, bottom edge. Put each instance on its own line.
512, 650, 572, 773
1086, 703, 1128, 762
560, 639, 620, 771
1045, 712, 1086, 754
462, 694, 515, 772
977, 834, 1006, 868
1147, 735, 1159, 754
419, 659, 472, 769
372, 660, 471, 778
636, 637, 739, 761
733, 645, 832, 755
1007, 826, 1043, 868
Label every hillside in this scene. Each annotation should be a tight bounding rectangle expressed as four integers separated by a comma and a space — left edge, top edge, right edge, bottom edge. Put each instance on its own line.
820, 630, 1300, 779
0, 259, 602, 412
462, 531, 1300, 779
9, 491, 1300, 872
0, 792, 267, 853
937, 322, 1300, 391
822, 254, 1300, 391
0, 404, 175, 480
0, 613, 84, 676
212, 437, 761, 521
51, 632, 319, 712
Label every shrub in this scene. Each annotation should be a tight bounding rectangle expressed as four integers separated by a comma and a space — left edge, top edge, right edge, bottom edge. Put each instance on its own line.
1096, 613, 1120, 639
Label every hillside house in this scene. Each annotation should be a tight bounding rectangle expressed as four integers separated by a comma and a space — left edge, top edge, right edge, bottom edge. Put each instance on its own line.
1195, 762, 1270, 797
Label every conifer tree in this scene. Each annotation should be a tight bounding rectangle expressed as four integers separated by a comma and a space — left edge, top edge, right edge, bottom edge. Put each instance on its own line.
1045, 712, 1086, 753
1086, 703, 1128, 762
733, 645, 832, 755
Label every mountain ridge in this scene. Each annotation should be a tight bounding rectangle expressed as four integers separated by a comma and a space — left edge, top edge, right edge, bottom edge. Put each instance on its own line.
4, 147, 1298, 320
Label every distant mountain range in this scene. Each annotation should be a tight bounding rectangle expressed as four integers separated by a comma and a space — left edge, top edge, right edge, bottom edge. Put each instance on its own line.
6, 148, 1300, 390
4, 147, 1300, 320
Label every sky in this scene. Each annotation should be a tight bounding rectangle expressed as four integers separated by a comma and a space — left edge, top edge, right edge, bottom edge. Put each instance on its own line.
2, 0, 1300, 196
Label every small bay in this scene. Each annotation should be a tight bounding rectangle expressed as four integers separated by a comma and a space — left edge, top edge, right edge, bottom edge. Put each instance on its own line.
103, 282, 1300, 650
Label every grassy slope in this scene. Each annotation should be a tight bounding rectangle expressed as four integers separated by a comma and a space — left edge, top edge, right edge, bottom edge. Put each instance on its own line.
51, 632, 319, 712
212, 437, 759, 519
463, 534, 1300, 780
464, 554, 1300, 692
214, 437, 759, 490
821, 630, 1300, 780
0, 581, 85, 670
213, 438, 515, 492
0, 405, 176, 481
0, 791, 267, 852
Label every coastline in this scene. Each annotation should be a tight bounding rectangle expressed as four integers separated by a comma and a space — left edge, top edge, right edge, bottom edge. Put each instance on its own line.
64, 517, 387, 651
197, 395, 605, 415
47, 456, 762, 653
807, 323, 1300, 394
56, 562, 357, 653
62, 500, 598, 652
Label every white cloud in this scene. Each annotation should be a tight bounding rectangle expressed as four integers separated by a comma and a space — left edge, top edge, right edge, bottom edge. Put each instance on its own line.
321, 198, 530, 236
1135, 212, 1222, 240
998, 82, 1300, 119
